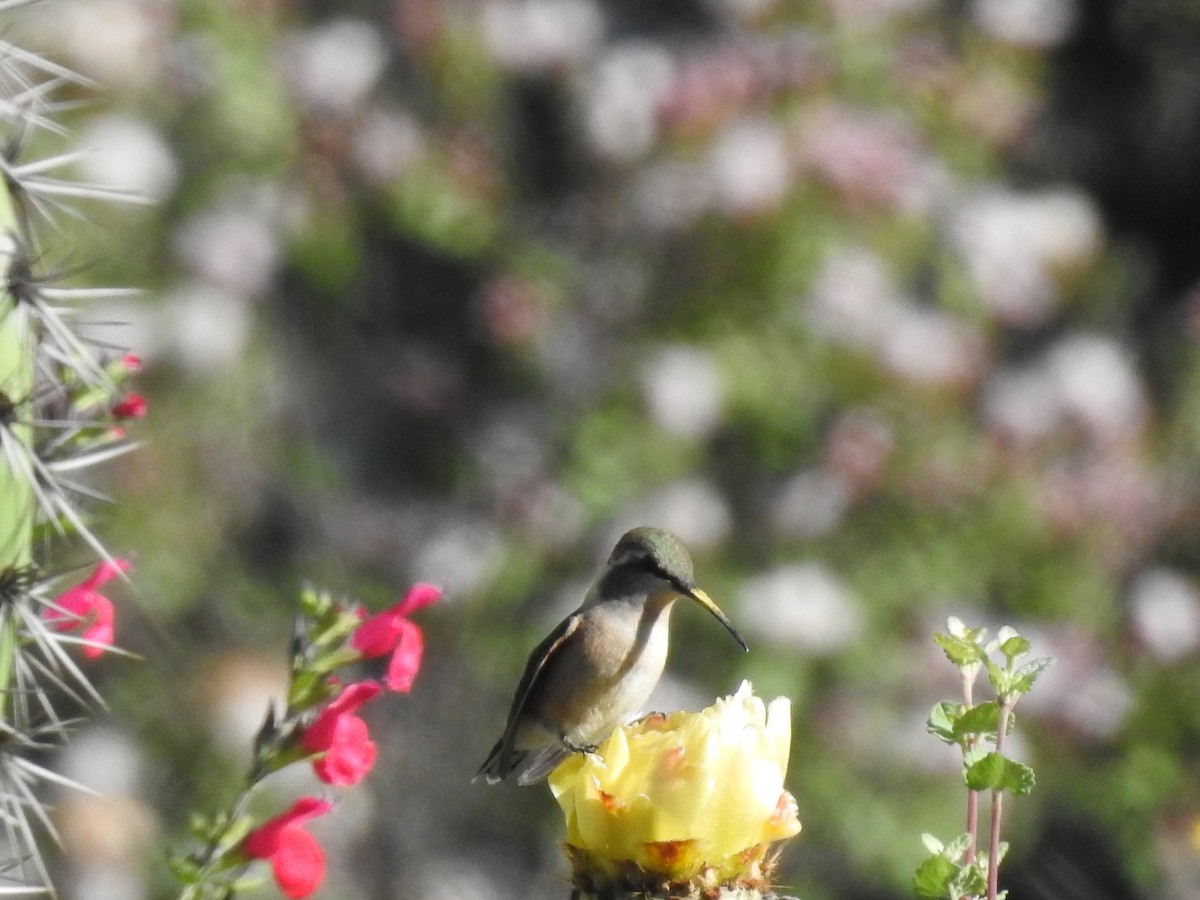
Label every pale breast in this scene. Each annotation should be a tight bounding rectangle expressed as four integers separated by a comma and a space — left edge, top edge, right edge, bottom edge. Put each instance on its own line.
538, 595, 674, 747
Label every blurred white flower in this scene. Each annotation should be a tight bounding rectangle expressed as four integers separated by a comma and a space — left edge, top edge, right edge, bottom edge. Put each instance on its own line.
972, 0, 1078, 47
984, 334, 1146, 448
636, 479, 733, 551
737, 562, 862, 654
953, 186, 1103, 327
1128, 568, 1200, 663
579, 42, 675, 162
174, 203, 281, 298
78, 115, 178, 200
881, 305, 984, 386
58, 728, 146, 796
981, 364, 1062, 446
709, 117, 793, 216
482, 0, 603, 72
809, 248, 981, 385
281, 18, 388, 113
28, 0, 171, 90
56, 729, 157, 898
770, 468, 851, 539
641, 344, 725, 439
165, 283, 252, 374
413, 520, 504, 597
1046, 333, 1146, 443
807, 247, 905, 349
197, 652, 289, 760
353, 108, 426, 184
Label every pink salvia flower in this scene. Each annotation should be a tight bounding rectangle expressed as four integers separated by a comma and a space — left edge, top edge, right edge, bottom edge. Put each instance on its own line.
350, 582, 441, 692
245, 797, 332, 899
44, 559, 131, 658
121, 352, 142, 373
111, 394, 147, 420
302, 681, 382, 786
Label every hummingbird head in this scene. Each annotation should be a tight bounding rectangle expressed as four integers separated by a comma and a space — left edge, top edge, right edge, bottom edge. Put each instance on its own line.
605, 527, 748, 652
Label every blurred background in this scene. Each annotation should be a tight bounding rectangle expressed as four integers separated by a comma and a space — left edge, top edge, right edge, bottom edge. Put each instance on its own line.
9, 0, 1200, 898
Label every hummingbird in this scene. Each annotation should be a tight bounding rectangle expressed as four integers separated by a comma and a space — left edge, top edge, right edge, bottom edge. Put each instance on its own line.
475, 526, 748, 785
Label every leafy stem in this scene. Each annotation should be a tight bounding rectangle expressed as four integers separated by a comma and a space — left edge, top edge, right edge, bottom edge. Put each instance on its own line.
916, 620, 1052, 900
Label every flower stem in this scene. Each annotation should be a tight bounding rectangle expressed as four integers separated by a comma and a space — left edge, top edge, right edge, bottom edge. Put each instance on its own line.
961, 668, 978, 867
986, 699, 1013, 900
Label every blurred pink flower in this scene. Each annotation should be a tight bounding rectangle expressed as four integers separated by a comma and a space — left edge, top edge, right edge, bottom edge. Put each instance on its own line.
44, 559, 130, 658
350, 582, 441, 692
798, 104, 927, 213
245, 797, 332, 899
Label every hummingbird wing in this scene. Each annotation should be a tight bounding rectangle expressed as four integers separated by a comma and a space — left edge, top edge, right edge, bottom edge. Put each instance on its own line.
476, 612, 581, 783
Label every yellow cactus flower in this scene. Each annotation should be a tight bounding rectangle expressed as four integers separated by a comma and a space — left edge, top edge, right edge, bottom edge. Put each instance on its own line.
548, 681, 801, 893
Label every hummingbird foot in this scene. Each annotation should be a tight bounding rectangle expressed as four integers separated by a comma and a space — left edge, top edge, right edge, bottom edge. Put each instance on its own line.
631, 711, 668, 727
563, 738, 600, 754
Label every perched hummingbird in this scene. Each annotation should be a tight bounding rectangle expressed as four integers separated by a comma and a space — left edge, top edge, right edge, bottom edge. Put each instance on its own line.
475, 526, 748, 785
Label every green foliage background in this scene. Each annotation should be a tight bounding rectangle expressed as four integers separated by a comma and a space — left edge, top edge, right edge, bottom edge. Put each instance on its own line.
11, 0, 1200, 898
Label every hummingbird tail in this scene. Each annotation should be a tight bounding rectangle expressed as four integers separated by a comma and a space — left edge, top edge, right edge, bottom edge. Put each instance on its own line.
474, 737, 527, 784
473, 739, 504, 784
514, 746, 570, 785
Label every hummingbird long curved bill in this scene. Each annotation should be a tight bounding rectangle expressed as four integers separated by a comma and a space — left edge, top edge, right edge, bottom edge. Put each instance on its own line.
475, 526, 748, 786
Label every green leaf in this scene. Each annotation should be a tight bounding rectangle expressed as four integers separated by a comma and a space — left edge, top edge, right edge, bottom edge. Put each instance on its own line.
215, 815, 255, 856
1009, 657, 1054, 696
962, 742, 988, 769
299, 585, 332, 617
167, 853, 201, 884
232, 873, 269, 892
984, 655, 1009, 692
913, 853, 958, 898
950, 863, 988, 898
926, 701, 964, 744
998, 630, 1030, 662
943, 833, 974, 860
934, 632, 985, 668
953, 701, 1000, 741
964, 751, 1036, 795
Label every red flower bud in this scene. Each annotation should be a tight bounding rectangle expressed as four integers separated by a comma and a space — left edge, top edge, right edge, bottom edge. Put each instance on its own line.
112, 394, 147, 420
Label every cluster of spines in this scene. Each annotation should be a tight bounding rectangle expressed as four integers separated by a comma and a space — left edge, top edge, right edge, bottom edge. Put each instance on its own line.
0, 8, 142, 890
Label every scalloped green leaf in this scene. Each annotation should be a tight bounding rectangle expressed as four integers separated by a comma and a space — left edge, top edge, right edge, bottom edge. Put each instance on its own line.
965, 751, 1036, 795
934, 632, 985, 668
1010, 657, 1054, 696
913, 853, 958, 898
953, 701, 1000, 740
927, 701, 964, 744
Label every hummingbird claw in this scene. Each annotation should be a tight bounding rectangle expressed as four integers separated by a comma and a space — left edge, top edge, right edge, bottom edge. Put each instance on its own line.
562, 737, 600, 754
